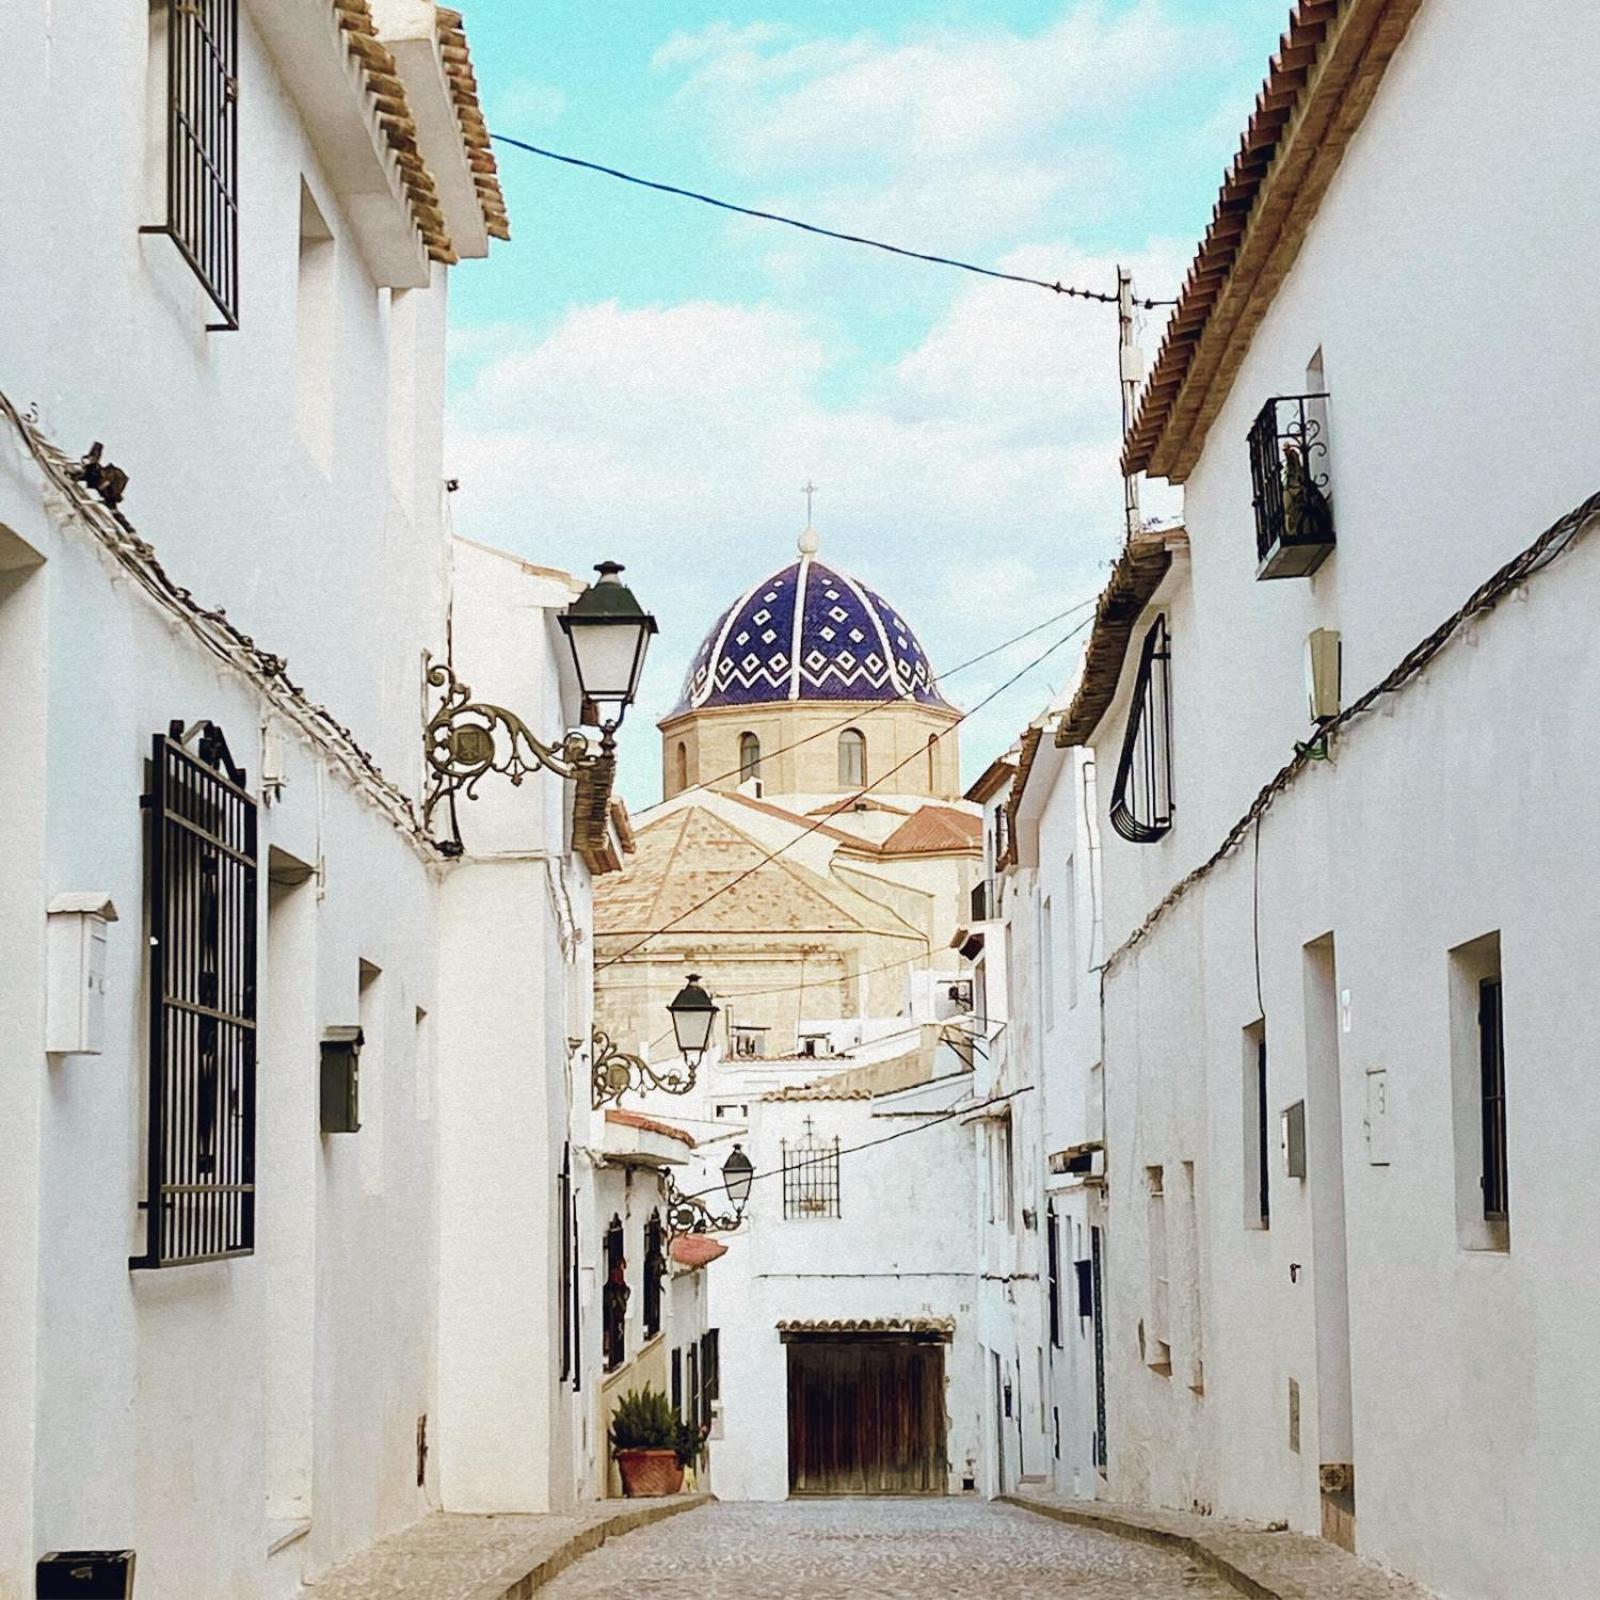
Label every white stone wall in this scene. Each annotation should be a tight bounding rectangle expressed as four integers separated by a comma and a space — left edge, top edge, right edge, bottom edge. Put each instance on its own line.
0, 9, 600, 1595
1089, 3, 1600, 1594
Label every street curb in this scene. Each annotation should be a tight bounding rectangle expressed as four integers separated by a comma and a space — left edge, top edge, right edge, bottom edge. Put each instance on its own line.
473, 1494, 713, 1600
1000, 1494, 1280, 1599
1001, 1493, 1438, 1599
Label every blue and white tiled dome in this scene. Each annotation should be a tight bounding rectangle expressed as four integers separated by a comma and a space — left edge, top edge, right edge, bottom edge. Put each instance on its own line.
669, 529, 951, 716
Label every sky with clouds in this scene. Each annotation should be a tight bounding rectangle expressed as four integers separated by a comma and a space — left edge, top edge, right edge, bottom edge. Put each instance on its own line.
444, 0, 1291, 806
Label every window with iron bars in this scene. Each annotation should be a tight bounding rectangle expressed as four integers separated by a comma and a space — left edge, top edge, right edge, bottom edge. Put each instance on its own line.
642, 1209, 666, 1339
1109, 616, 1174, 844
1247, 393, 1335, 578
781, 1122, 841, 1219
132, 721, 258, 1269
142, 0, 240, 330
602, 1214, 628, 1372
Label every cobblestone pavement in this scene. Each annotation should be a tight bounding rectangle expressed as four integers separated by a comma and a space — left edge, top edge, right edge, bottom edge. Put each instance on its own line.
536, 1498, 1239, 1598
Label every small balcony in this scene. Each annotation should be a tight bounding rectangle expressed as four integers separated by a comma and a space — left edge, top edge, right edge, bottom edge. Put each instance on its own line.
1248, 393, 1335, 580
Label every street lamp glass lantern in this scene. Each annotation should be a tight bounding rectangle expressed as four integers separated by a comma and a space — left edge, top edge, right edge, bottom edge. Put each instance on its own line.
667, 973, 719, 1065
558, 561, 658, 726
722, 1144, 755, 1212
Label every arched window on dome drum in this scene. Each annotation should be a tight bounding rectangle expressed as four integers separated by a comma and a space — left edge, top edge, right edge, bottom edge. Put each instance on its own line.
675, 741, 688, 793
837, 728, 865, 788
739, 732, 761, 784
926, 734, 938, 791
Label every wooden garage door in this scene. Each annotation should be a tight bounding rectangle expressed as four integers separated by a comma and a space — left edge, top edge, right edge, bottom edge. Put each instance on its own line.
786, 1337, 948, 1495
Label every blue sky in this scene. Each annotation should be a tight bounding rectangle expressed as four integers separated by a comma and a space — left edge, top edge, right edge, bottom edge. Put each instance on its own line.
443, 0, 1291, 805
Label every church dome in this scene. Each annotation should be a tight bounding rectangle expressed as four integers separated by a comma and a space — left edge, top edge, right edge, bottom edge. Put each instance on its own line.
668, 530, 952, 718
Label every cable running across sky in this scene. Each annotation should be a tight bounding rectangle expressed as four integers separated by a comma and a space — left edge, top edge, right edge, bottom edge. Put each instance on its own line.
491, 134, 1177, 308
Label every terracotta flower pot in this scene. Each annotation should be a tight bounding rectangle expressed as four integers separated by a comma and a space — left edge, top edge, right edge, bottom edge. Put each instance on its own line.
615, 1448, 685, 1497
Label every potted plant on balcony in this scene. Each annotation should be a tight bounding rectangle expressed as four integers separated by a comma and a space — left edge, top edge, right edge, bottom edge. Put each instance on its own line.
610, 1385, 689, 1497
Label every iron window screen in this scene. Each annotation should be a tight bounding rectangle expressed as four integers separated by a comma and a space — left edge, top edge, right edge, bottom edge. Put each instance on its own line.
132, 722, 258, 1268
142, 0, 240, 330
1109, 615, 1174, 844
1247, 393, 1335, 573
700, 1328, 720, 1429
1479, 978, 1509, 1221
642, 1209, 666, 1339
602, 1214, 627, 1372
781, 1125, 841, 1219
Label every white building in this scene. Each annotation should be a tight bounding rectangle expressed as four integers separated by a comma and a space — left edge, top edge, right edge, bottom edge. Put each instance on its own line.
0, 5, 641, 1595
1066, 1, 1600, 1594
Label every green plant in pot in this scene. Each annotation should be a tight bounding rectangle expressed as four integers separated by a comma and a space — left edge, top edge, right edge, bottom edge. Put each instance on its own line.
609, 1385, 689, 1497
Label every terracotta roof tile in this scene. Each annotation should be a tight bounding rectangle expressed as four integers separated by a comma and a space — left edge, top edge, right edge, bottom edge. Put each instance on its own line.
876, 805, 982, 857
605, 1108, 696, 1148
670, 1234, 728, 1269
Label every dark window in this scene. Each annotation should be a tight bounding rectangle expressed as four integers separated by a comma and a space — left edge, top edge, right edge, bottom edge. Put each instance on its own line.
700, 1328, 720, 1430
1247, 392, 1335, 578
1046, 1204, 1062, 1348
559, 1145, 572, 1380
1257, 1032, 1271, 1229
642, 1209, 666, 1339
687, 1343, 700, 1435
602, 1214, 628, 1372
1109, 616, 1173, 844
671, 1348, 683, 1417
142, 0, 240, 329
133, 721, 258, 1269
782, 1121, 841, 1218
739, 732, 761, 783
1479, 978, 1508, 1221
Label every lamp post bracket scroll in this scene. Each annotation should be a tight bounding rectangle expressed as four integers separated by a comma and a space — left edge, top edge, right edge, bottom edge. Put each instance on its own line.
664, 1143, 755, 1239
423, 562, 656, 852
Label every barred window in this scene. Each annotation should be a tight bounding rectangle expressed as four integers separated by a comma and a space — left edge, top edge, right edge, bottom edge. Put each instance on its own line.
1109, 615, 1173, 844
602, 1214, 628, 1372
642, 1209, 666, 1339
143, 0, 240, 329
781, 1120, 841, 1219
132, 721, 258, 1269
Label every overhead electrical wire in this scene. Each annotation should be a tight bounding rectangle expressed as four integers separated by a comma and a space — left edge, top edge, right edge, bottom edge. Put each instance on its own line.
597, 611, 1094, 972
491, 134, 1177, 308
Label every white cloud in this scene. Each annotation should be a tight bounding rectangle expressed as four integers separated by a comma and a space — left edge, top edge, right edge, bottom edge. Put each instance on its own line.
494, 79, 567, 129
445, 239, 1184, 803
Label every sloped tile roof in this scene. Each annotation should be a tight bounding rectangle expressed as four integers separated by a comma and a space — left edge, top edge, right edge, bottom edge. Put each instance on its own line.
605, 1108, 696, 1148
877, 805, 981, 857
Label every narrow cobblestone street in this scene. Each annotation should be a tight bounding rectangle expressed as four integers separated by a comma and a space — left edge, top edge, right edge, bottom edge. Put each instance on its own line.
537, 1499, 1237, 1598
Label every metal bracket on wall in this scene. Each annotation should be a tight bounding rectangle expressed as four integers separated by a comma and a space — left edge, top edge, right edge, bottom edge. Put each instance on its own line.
588, 1026, 697, 1108
661, 1165, 743, 1239
422, 659, 607, 852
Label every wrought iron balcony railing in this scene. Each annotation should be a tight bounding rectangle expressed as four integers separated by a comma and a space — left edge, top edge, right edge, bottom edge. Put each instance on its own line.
1248, 393, 1335, 579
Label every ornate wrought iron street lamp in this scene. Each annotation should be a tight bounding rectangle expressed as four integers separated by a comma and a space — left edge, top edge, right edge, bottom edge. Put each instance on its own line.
423, 562, 656, 847
591, 973, 723, 1108
666, 974, 719, 1068
664, 1143, 756, 1237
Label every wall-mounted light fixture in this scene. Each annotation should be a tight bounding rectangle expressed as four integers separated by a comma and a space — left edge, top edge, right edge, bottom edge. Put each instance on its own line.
423, 562, 656, 848
663, 1143, 754, 1238
590, 974, 723, 1108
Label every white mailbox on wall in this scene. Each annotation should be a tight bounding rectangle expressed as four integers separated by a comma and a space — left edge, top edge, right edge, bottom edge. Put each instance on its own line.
46, 893, 117, 1055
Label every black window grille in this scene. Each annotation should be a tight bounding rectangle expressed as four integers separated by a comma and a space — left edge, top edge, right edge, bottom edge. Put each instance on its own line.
602, 1214, 628, 1372
671, 1347, 683, 1417
570, 1186, 582, 1391
700, 1328, 720, 1430
133, 721, 257, 1269
1479, 978, 1508, 1222
1046, 1203, 1062, 1348
1109, 616, 1174, 844
642, 1209, 666, 1339
142, 0, 240, 330
1247, 393, 1335, 578
781, 1120, 841, 1219
1091, 1225, 1108, 1471
687, 1343, 700, 1434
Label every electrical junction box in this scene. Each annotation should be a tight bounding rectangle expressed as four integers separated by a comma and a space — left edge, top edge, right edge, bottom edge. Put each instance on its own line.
1305, 628, 1342, 722
36, 1550, 136, 1598
46, 895, 117, 1055
320, 1026, 363, 1134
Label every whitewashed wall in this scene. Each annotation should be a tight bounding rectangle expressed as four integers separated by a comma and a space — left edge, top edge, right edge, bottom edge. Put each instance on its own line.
1091, 2, 1600, 1594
